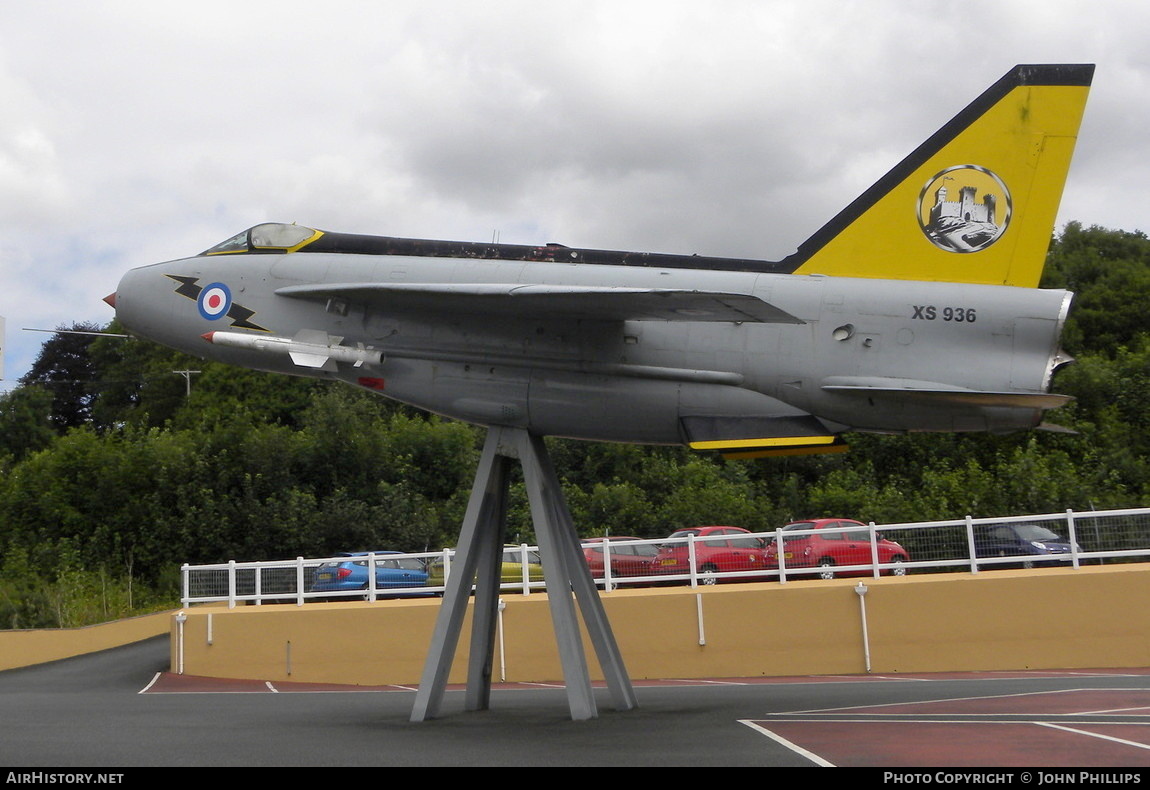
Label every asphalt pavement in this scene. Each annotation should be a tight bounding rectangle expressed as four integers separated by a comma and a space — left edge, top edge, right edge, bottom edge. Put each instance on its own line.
2, 636, 1150, 768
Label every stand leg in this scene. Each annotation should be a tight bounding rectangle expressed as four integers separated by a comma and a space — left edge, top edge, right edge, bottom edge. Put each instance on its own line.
411, 426, 636, 722
514, 431, 637, 715
410, 430, 508, 721
464, 454, 509, 712
515, 431, 598, 720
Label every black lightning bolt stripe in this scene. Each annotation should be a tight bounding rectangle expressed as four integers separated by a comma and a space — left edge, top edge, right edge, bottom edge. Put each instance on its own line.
165, 274, 269, 332
225, 304, 266, 331
167, 274, 202, 300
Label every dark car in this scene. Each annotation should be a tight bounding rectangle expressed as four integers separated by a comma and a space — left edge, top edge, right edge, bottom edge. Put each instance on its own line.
652, 526, 770, 585
581, 537, 660, 587
765, 519, 909, 579
973, 523, 1080, 568
310, 551, 431, 599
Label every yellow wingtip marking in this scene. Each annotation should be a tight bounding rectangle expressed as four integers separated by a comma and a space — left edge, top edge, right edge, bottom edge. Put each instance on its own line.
690, 435, 837, 451
722, 443, 850, 460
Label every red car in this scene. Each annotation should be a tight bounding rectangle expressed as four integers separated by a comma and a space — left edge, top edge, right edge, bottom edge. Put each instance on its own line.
652, 526, 770, 585
765, 519, 909, 579
581, 537, 660, 587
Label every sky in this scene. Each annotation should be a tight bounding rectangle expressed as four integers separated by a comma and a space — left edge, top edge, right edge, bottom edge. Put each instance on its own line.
1, 0, 1147, 393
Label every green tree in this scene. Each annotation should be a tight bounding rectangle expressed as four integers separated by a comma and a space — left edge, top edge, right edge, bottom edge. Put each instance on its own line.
19, 323, 103, 432
0, 386, 55, 461
1043, 222, 1150, 355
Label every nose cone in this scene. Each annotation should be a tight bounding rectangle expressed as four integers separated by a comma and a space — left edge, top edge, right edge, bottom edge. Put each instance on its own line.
103, 292, 117, 309
109, 262, 209, 356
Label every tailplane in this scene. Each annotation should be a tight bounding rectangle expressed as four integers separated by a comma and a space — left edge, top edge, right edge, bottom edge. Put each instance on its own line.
789, 64, 1094, 287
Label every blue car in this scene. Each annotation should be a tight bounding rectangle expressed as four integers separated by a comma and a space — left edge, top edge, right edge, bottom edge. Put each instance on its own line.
973, 523, 1081, 569
310, 552, 431, 599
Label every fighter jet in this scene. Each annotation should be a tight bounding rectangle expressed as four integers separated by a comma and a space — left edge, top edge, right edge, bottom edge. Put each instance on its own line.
106, 63, 1095, 722
107, 64, 1091, 456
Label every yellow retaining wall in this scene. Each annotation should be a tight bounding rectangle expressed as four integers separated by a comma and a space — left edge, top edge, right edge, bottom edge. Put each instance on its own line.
0, 611, 172, 671
171, 564, 1150, 685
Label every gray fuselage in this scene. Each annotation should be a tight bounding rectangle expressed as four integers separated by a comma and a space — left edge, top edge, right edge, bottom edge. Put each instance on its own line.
112, 248, 1071, 446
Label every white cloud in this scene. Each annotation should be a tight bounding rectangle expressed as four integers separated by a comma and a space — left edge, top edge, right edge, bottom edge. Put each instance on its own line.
0, 0, 1147, 388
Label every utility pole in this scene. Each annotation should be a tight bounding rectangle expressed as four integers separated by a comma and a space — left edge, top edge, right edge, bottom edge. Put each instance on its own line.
173, 369, 200, 397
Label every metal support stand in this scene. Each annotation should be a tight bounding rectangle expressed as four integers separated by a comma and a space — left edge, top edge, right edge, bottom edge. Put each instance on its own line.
410, 426, 638, 722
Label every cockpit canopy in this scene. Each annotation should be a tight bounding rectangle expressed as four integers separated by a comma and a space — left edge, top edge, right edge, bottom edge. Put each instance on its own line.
196, 221, 788, 273
203, 223, 322, 255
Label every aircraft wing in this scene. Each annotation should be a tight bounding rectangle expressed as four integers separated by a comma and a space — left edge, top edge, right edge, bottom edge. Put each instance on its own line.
821, 377, 1073, 409
274, 283, 802, 324
680, 413, 849, 459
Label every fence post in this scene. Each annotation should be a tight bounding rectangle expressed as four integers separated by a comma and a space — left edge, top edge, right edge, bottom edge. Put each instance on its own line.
227, 559, 237, 609
775, 529, 787, 584
296, 557, 306, 606
518, 543, 531, 595
600, 538, 614, 592
964, 515, 978, 574
181, 563, 190, 608
1066, 509, 1080, 569
687, 533, 699, 588
367, 552, 378, 601
869, 521, 881, 578
439, 547, 452, 593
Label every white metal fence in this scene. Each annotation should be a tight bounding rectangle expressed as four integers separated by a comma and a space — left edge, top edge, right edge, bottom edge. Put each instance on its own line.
181, 506, 1150, 607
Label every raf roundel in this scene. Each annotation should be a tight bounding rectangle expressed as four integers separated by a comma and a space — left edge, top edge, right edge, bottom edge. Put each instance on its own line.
198, 283, 232, 320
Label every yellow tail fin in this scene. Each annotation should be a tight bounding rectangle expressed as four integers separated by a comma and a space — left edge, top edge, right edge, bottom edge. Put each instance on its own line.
790, 64, 1094, 287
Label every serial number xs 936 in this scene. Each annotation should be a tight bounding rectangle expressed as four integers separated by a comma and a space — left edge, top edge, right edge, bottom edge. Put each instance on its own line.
912, 305, 977, 322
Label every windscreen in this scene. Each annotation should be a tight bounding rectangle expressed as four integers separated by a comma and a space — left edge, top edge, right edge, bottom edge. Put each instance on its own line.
203, 223, 320, 255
